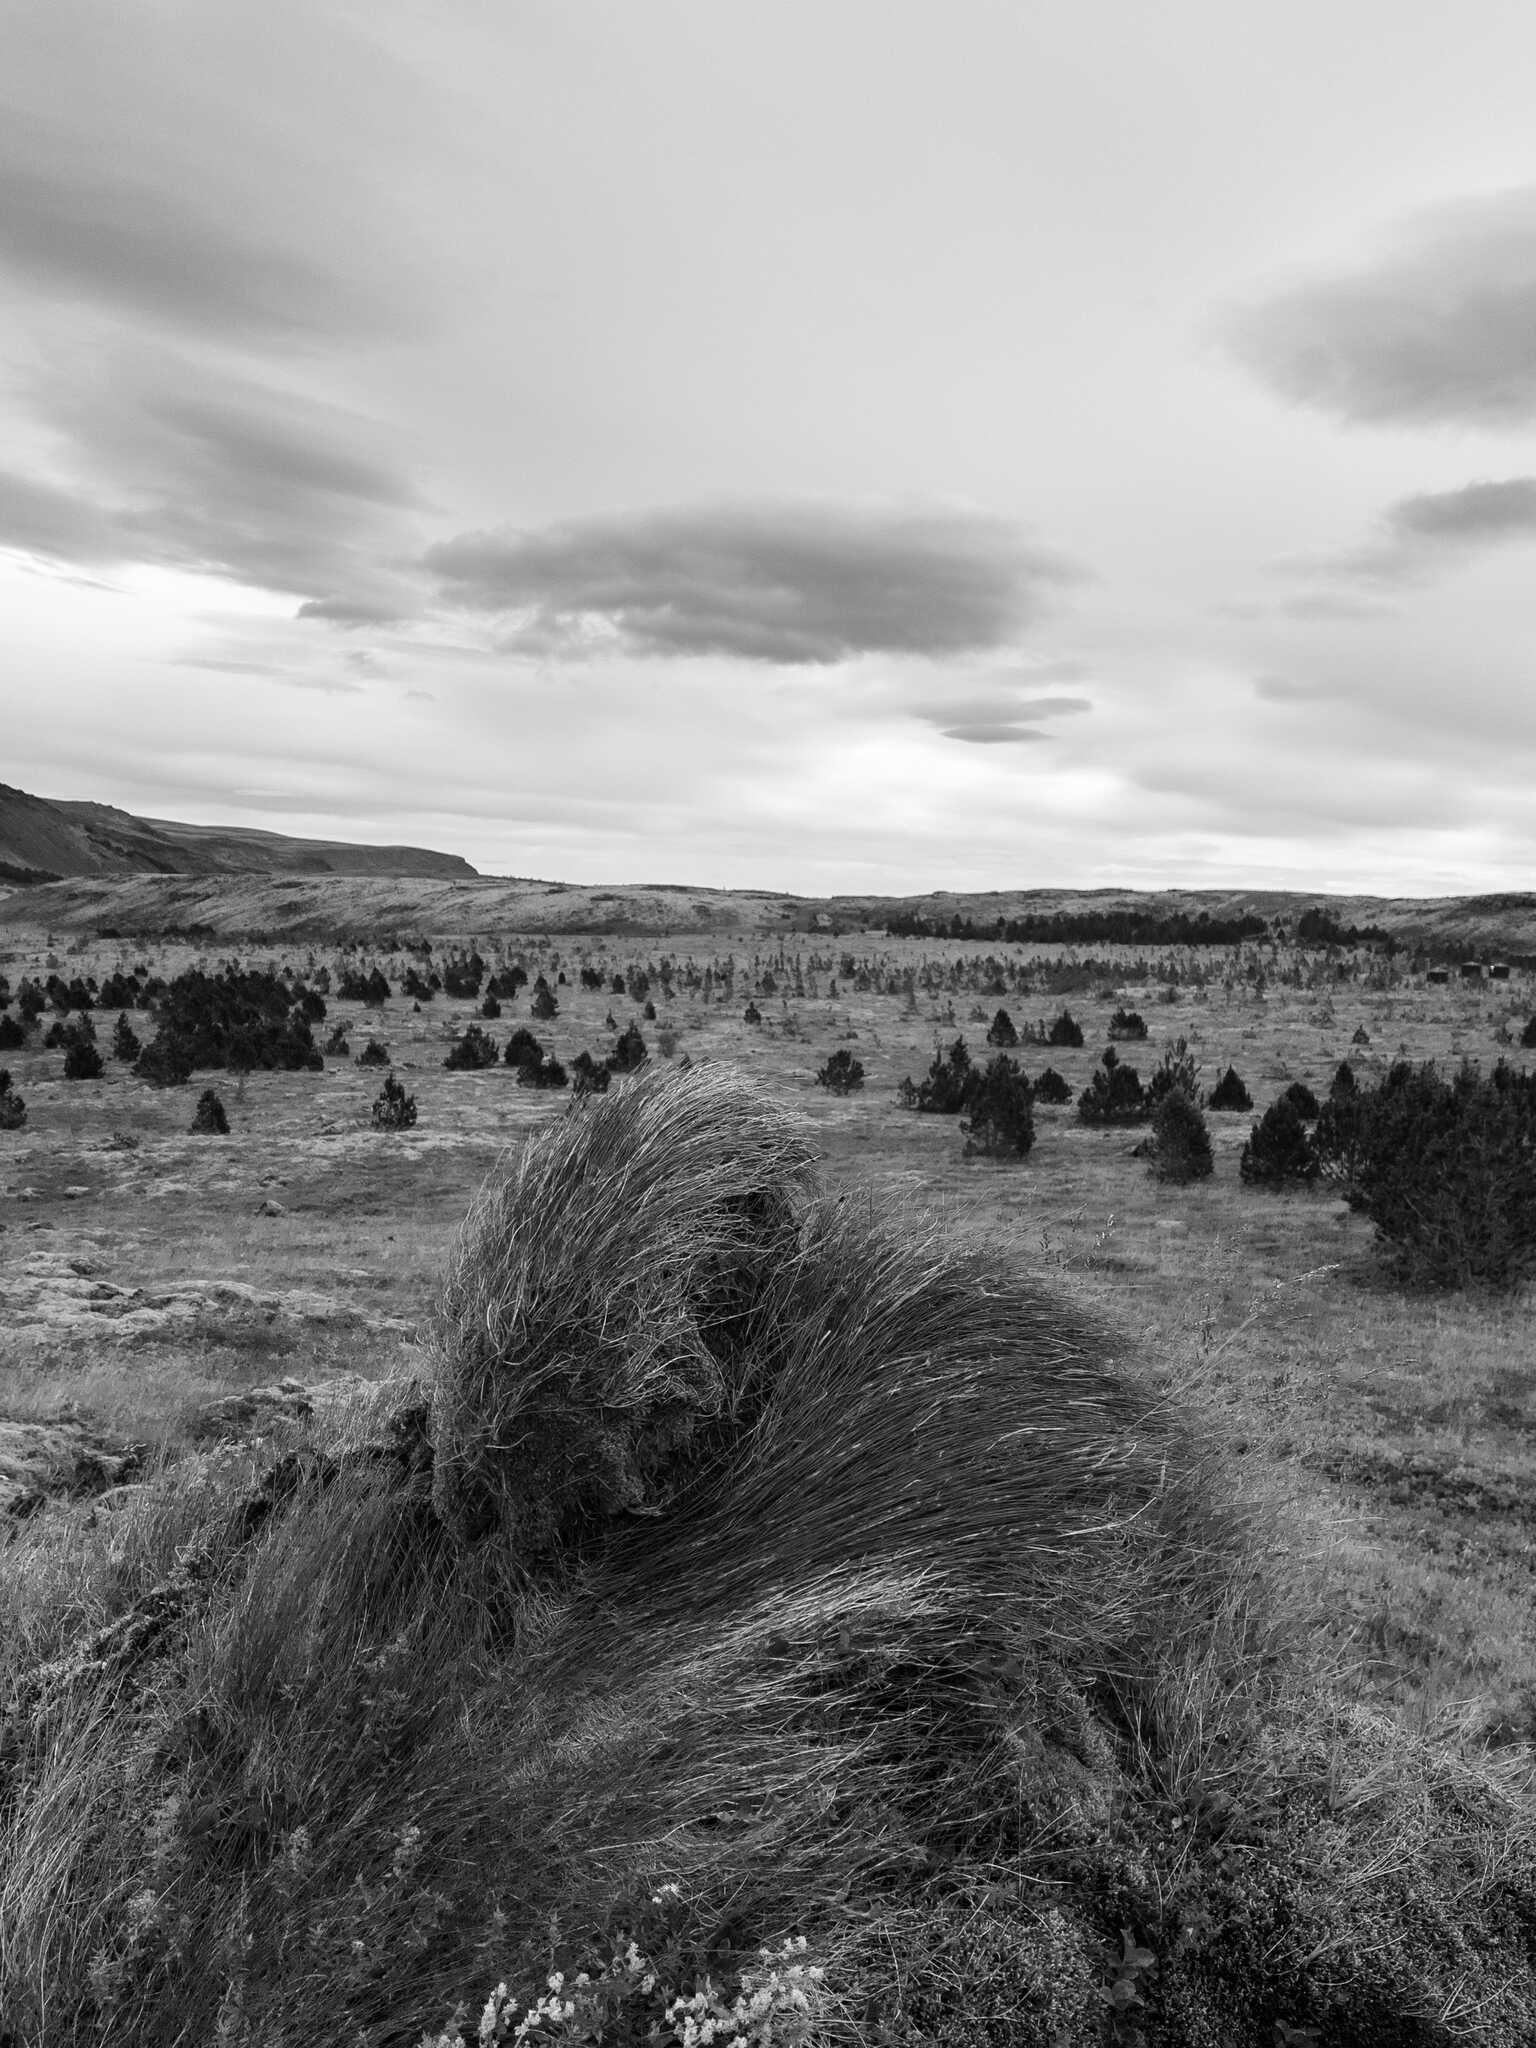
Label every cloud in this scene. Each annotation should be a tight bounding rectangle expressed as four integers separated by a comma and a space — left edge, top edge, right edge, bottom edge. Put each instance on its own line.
297, 595, 411, 627
0, 129, 387, 343
1277, 474, 1536, 593
423, 502, 1080, 664
0, 350, 419, 602
1387, 476, 1536, 545
1224, 187, 1536, 427
905, 687, 1092, 745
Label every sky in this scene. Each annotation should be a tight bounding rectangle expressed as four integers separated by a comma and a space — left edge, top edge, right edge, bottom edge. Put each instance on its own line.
5, 0, 1536, 896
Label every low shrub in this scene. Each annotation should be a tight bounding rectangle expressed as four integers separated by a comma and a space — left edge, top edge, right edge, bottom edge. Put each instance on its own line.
515, 1053, 568, 1090
371, 1074, 418, 1129
480, 995, 502, 1020
1146, 1086, 1214, 1182
1348, 1059, 1536, 1290
1076, 1049, 1149, 1126
1047, 1009, 1084, 1048
1209, 1065, 1253, 1112
816, 1048, 865, 1095
1283, 1080, 1321, 1120
444, 1025, 500, 1072
1107, 1007, 1147, 1040
531, 987, 559, 1022
897, 1036, 973, 1114
190, 1088, 230, 1135
0, 1068, 25, 1129
0, 1013, 26, 1052
1031, 1065, 1074, 1105
112, 1013, 141, 1062
1239, 1095, 1318, 1188
607, 1023, 648, 1075
1146, 1036, 1203, 1110
356, 1038, 391, 1067
960, 1054, 1034, 1157
569, 1050, 611, 1095
985, 1007, 1018, 1048
63, 1036, 105, 1081
504, 1027, 544, 1072
743, 1002, 762, 1025
325, 1024, 351, 1057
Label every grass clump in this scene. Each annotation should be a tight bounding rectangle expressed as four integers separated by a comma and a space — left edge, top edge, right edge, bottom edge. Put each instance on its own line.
1, 1065, 1533, 2046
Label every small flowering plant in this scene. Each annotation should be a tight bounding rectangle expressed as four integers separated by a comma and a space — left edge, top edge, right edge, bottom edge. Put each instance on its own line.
419, 1883, 829, 2048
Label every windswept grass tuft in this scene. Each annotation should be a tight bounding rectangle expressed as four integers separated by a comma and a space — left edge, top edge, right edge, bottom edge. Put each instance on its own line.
0, 1063, 1532, 2045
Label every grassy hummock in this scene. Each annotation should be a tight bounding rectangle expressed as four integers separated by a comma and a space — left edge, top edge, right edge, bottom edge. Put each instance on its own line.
0, 1063, 1532, 2046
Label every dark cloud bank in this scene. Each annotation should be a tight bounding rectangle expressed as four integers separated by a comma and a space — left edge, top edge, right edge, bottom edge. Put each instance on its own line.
424, 503, 1079, 664
1226, 186, 1536, 427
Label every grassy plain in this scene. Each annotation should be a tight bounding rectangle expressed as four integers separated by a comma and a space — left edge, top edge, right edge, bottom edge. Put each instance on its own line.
1, 915, 1533, 2041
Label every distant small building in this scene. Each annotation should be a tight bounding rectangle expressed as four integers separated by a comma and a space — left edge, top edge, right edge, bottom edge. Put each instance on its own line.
1460, 961, 1484, 980
1426, 968, 1450, 984
1488, 961, 1510, 981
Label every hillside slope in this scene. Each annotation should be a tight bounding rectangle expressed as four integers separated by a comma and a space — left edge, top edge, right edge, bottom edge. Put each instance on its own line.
0, 785, 477, 884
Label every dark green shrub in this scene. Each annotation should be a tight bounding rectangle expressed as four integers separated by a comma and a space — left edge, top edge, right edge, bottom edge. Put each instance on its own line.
985, 1007, 1018, 1048
402, 967, 434, 1002
133, 966, 323, 1075
444, 1024, 499, 1071
1076, 1049, 1149, 1125
1148, 1087, 1213, 1183
1047, 1009, 1084, 1048
1032, 1065, 1074, 1105
1239, 1096, 1318, 1188
1209, 1065, 1253, 1112
112, 1013, 141, 1061
1146, 1036, 1202, 1110
531, 986, 559, 1023
190, 1088, 230, 1135
607, 1022, 648, 1075
134, 1036, 194, 1087
0, 1013, 25, 1051
371, 1074, 418, 1129
0, 1069, 25, 1129
480, 995, 501, 1020
324, 1024, 350, 1057
816, 1048, 865, 1094
17, 981, 45, 1023
356, 1038, 390, 1067
960, 1055, 1035, 1157
570, 1050, 611, 1095
642, 999, 657, 1022
1521, 1016, 1536, 1050
1284, 1080, 1321, 1120
516, 1053, 568, 1090
1108, 1007, 1147, 1040
742, 1002, 762, 1025
63, 1036, 104, 1081
504, 1027, 544, 1072
898, 1037, 972, 1114
1349, 1059, 1536, 1290
1330, 1060, 1358, 1099
1351, 1024, 1371, 1046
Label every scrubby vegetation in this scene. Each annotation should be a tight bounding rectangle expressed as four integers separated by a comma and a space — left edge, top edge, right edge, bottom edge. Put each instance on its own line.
3, 1063, 1532, 2047
1075, 1047, 1149, 1126
370, 1073, 418, 1130
1239, 1095, 1319, 1188
0, 1066, 26, 1129
815, 1048, 865, 1095
131, 966, 325, 1081
1209, 1064, 1254, 1112
1145, 1086, 1214, 1183
190, 1087, 230, 1135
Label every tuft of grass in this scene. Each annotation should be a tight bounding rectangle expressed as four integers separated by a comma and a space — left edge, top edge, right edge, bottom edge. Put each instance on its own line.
0, 1062, 1532, 2046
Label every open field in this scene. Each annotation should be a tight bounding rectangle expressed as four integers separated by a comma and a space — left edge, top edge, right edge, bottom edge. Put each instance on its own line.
2, 903, 1534, 2044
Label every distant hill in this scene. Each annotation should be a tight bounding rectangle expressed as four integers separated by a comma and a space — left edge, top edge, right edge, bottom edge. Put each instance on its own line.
0, 784, 477, 884
2, 866, 1535, 960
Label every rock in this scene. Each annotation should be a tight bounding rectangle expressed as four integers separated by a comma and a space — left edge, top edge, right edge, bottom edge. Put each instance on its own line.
256, 1197, 286, 1217
0, 1418, 145, 1516
195, 1372, 378, 1440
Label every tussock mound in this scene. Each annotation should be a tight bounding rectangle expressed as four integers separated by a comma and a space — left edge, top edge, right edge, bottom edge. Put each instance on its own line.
1, 1064, 1532, 2048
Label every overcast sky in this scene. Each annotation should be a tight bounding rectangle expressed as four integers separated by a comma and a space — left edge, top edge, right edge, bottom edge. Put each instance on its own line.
6, 1, 1536, 893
